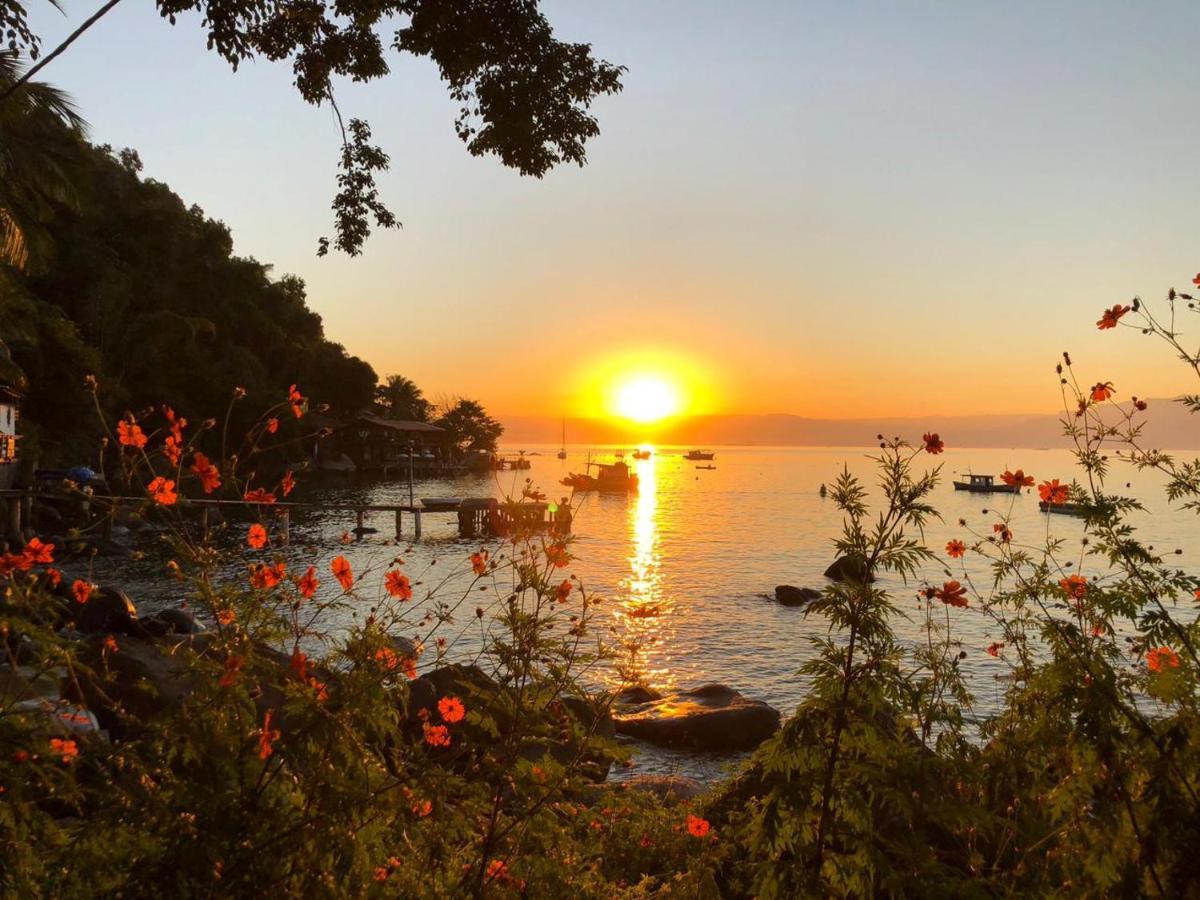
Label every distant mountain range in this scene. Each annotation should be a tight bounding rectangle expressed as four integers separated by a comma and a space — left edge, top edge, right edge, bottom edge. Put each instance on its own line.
500, 400, 1200, 450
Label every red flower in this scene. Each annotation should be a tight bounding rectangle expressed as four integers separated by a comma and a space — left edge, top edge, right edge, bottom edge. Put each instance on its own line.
412, 799, 433, 817
258, 710, 280, 759
49, 737, 79, 764
290, 647, 310, 682
266, 417, 279, 435
0, 553, 26, 577
331, 555, 353, 591
297, 566, 319, 599
1000, 469, 1034, 488
280, 471, 296, 497
45, 567, 62, 587
555, 579, 572, 602
219, 655, 244, 688
250, 561, 285, 590
1147, 646, 1180, 672
686, 814, 711, 837
1090, 381, 1115, 402
423, 722, 451, 747
217, 608, 236, 626
437, 695, 466, 723
244, 488, 277, 504
1038, 479, 1070, 505
935, 580, 968, 608
1096, 304, 1130, 330
385, 570, 412, 600
103, 635, 119, 653
23, 537, 54, 565
993, 523, 1013, 543
72, 579, 93, 605
147, 476, 178, 506
191, 452, 221, 494
247, 524, 268, 549
1060, 574, 1088, 601
1193, 273, 1200, 288
922, 432, 944, 454
471, 550, 489, 576
117, 418, 147, 449
375, 647, 399, 671
288, 384, 305, 418
986, 642, 1004, 657
945, 539, 966, 559
545, 543, 570, 568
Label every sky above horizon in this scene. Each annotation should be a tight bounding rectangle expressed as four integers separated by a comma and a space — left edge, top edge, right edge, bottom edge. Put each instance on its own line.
27, 1, 1200, 421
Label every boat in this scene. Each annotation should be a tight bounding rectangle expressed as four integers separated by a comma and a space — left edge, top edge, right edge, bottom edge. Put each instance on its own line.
557, 418, 567, 460
695, 464, 716, 470
632, 449, 651, 460
684, 450, 714, 461
561, 460, 639, 492
1039, 500, 1088, 517
952, 473, 1019, 493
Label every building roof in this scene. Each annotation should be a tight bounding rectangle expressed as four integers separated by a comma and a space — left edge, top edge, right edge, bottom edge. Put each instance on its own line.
353, 412, 444, 434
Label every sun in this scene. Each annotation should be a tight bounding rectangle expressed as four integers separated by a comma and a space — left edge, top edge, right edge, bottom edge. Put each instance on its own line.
611, 375, 683, 423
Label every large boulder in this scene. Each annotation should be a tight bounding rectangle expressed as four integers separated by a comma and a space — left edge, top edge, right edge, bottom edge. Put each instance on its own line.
613, 684, 781, 752
74, 587, 140, 635
775, 585, 820, 607
823, 556, 874, 583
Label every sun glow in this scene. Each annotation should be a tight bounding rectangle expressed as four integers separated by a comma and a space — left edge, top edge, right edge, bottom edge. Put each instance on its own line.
611, 375, 682, 423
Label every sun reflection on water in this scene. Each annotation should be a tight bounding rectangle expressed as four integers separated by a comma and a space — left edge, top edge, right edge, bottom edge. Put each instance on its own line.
613, 449, 676, 688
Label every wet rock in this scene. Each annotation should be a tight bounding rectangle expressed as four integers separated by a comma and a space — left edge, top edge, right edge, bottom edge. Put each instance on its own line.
74, 587, 140, 635
614, 685, 661, 705
406, 664, 499, 720
823, 556, 874, 583
613, 684, 781, 752
147, 607, 207, 635
610, 774, 706, 802
775, 585, 820, 607
561, 693, 616, 740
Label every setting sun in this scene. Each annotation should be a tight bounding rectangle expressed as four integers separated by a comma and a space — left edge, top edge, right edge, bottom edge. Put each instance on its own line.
611, 375, 683, 423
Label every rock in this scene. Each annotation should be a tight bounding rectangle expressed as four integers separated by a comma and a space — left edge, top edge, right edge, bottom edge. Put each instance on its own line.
613, 684, 781, 752
561, 693, 616, 740
406, 664, 500, 721
611, 774, 706, 802
388, 634, 423, 660
74, 587, 140, 635
614, 685, 661, 705
823, 556, 874, 583
148, 607, 207, 635
775, 585, 820, 607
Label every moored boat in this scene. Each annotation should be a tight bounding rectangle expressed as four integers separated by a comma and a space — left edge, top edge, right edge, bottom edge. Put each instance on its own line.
1039, 500, 1087, 517
684, 450, 714, 461
632, 449, 651, 460
953, 473, 1019, 493
561, 461, 639, 492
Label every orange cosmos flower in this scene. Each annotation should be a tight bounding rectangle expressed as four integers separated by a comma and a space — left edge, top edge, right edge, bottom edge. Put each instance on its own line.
1090, 381, 1115, 402
72, 579, 93, 605
437, 696, 466, 723
280, 471, 296, 497
290, 647, 310, 681
243, 488, 277, 504
102, 635, 119, 653
49, 737, 78, 764
147, 477, 177, 506
117, 418, 147, 449
385, 570, 412, 600
247, 524, 268, 549
686, 815, 711, 838
219, 655, 244, 688
1060, 574, 1088, 601
250, 562, 285, 590
1000, 469, 1034, 488
412, 799, 433, 817
945, 539, 966, 558
23, 537, 54, 565
555, 579, 572, 602
1147, 646, 1181, 672
288, 384, 305, 418
375, 647, 399, 671
1193, 273, 1200, 288
44, 567, 62, 587
163, 435, 182, 466
297, 566, 319, 599
485, 860, 509, 882
1038, 479, 1069, 505
217, 608, 236, 626
1096, 304, 1131, 330
423, 722, 451, 748
266, 417, 279, 435
258, 710, 280, 760
373, 867, 390, 883
922, 432, 945, 454
331, 555, 353, 591
471, 550, 489, 576
935, 580, 969, 608
0, 553, 25, 577
986, 642, 1004, 657
545, 543, 570, 568
191, 452, 221, 494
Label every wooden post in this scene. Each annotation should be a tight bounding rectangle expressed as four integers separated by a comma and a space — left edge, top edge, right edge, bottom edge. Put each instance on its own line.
200, 506, 209, 543
356, 509, 365, 540
395, 508, 403, 540
281, 509, 291, 546
414, 509, 422, 540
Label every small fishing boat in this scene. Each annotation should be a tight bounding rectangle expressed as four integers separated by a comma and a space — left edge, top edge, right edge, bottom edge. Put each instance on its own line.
684, 450, 714, 461
695, 464, 716, 470
1039, 501, 1088, 517
952, 473, 1019, 494
561, 461, 639, 492
557, 419, 567, 460
632, 449, 651, 460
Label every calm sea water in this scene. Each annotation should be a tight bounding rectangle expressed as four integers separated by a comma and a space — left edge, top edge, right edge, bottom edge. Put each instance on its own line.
101, 445, 1200, 781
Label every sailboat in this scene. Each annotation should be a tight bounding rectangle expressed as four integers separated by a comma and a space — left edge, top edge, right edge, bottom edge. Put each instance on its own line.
557, 418, 567, 460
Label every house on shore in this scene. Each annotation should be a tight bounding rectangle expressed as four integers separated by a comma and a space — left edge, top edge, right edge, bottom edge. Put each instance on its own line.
308, 411, 461, 477
0, 339, 25, 490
